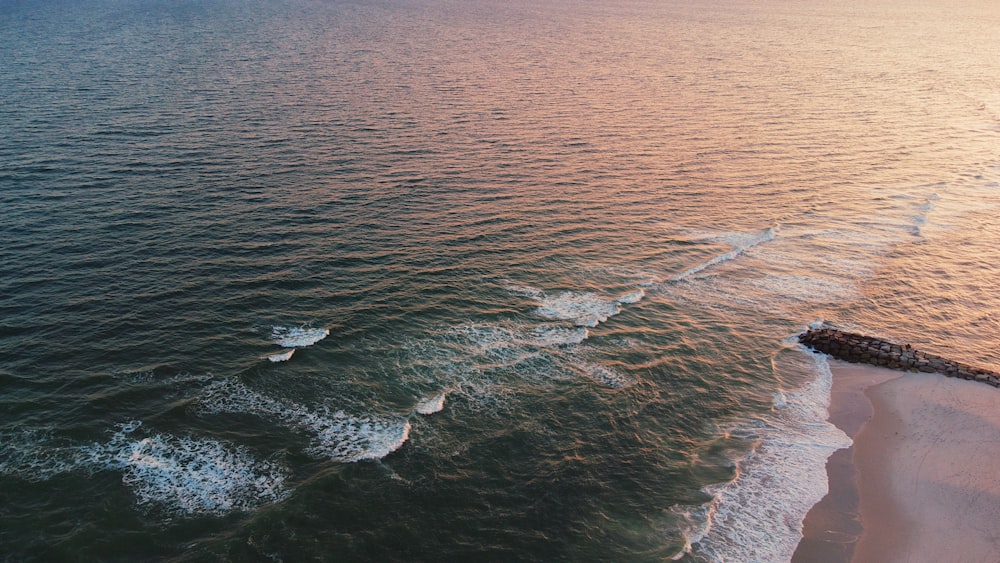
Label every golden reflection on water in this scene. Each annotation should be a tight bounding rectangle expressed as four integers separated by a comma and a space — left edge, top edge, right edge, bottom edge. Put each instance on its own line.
3, 0, 1000, 560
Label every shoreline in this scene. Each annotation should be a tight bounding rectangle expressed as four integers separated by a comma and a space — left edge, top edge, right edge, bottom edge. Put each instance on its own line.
792, 362, 901, 563
794, 360, 1000, 562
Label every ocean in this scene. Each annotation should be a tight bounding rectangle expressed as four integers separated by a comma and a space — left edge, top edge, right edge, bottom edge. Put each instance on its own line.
2, 0, 998, 560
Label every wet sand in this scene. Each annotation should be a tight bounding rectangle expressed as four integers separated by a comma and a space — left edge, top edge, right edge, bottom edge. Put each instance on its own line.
794, 361, 1000, 562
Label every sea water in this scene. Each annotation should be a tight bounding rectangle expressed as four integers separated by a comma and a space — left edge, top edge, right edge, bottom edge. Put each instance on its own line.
2, 0, 999, 560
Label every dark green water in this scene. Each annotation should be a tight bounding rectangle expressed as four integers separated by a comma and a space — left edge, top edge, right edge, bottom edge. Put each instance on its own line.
2, 0, 999, 560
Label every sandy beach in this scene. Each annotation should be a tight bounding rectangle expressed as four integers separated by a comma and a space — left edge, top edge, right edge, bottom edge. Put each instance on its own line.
795, 361, 1000, 562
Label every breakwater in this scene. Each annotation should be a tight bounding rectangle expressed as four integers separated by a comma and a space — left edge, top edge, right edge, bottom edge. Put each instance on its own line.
799, 328, 1000, 387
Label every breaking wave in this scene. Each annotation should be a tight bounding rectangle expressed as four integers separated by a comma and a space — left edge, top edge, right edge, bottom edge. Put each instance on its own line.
415, 393, 447, 415
198, 379, 411, 462
265, 349, 295, 362
676, 350, 850, 561
670, 226, 779, 282
271, 326, 330, 348
534, 290, 643, 327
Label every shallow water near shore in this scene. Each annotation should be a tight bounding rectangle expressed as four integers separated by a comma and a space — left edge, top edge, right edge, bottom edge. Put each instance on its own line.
2, 0, 999, 560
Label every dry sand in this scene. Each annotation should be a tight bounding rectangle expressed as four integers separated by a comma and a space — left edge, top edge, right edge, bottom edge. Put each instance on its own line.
796, 361, 1000, 563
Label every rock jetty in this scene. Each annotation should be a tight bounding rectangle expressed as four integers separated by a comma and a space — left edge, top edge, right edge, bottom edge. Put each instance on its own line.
799, 328, 1000, 388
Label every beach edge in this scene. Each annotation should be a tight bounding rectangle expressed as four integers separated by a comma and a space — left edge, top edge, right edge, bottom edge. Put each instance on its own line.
795, 360, 1000, 562
792, 362, 901, 563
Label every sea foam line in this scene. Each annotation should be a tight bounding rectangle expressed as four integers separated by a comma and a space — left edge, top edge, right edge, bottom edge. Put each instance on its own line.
670, 226, 779, 282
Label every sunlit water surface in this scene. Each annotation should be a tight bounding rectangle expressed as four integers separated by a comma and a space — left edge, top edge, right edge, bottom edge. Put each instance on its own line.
2, 0, 999, 560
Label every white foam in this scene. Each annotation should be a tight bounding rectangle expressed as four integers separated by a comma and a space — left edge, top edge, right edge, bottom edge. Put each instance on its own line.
671, 226, 779, 282
448, 324, 518, 354
271, 326, 329, 348
199, 379, 410, 463
415, 393, 447, 415
535, 291, 622, 327
616, 289, 645, 304
684, 352, 850, 561
303, 409, 411, 461
403, 321, 579, 411
87, 422, 288, 516
503, 283, 546, 299
0, 422, 289, 516
441, 322, 589, 368
530, 325, 589, 347
265, 349, 295, 363
668, 503, 714, 560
